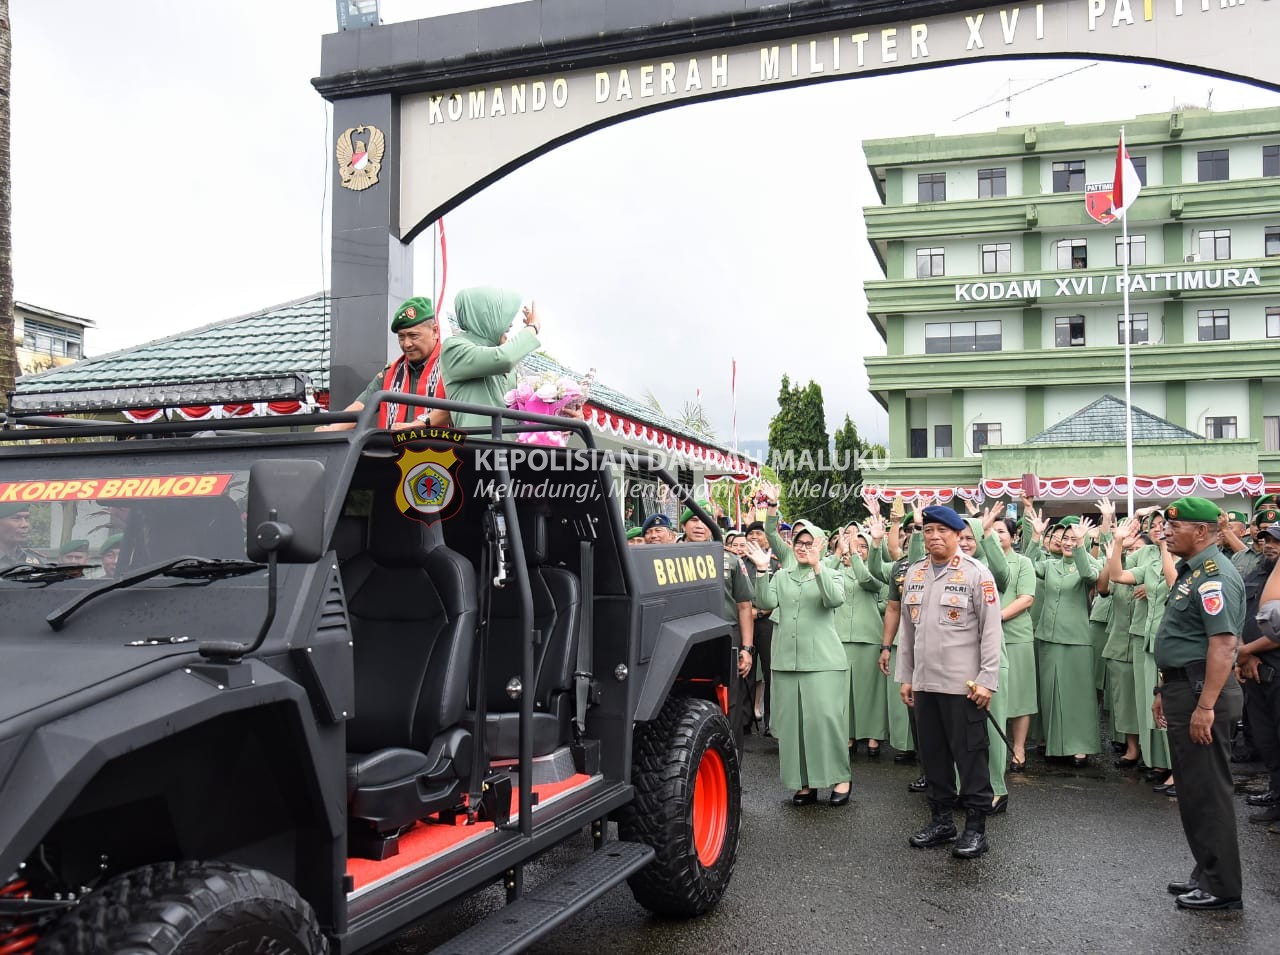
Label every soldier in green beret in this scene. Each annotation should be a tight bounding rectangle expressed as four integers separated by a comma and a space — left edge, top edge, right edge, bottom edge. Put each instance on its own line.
682, 503, 756, 682
319, 296, 450, 432
1227, 507, 1277, 580
625, 526, 644, 545
98, 533, 124, 577
1149, 497, 1246, 911
58, 539, 91, 566
441, 288, 545, 431
0, 504, 44, 571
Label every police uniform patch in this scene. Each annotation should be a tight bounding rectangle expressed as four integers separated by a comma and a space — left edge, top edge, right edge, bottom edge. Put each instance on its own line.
949, 555, 961, 569
911, 569, 925, 582
982, 580, 997, 605
946, 608, 962, 622
949, 571, 966, 583
1204, 560, 1218, 575
909, 606, 920, 623
1192, 570, 1201, 579
1198, 580, 1224, 616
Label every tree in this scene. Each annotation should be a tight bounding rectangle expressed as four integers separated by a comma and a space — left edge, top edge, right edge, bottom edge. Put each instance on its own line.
828, 415, 887, 527
766, 375, 833, 528
0, 0, 14, 405
642, 390, 717, 441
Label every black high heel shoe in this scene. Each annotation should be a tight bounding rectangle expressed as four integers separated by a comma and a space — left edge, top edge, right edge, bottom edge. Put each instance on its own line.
866, 743, 881, 760
792, 788, 818, 806
988, 794, 1009, 815
1114, 756, 1141, 769
829, 785, 851, 807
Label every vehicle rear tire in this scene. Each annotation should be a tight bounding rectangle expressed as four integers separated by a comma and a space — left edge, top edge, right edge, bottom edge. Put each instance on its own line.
617, 696, 741, 917
36, 861, 326, 955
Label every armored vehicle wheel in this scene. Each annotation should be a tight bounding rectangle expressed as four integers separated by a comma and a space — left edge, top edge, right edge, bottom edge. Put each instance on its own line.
617, 696, 741, 917
36, 861, 326, 955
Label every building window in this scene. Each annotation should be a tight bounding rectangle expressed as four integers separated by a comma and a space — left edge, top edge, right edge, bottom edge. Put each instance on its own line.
1115, 235, 1146, 267
934, 425, 953, 458
1266, 307, 1280, 339
1266, 416, 1280, 453
1197, 309, 1230, 341
1056, 238, 1088, 270
1052, 160, 1085, 193
1197, 149, 1229, 182
1130, 156, 1148, 185
910, 428, 928, 458
916, 247, 945, 278
1266, 145, 1280, 178
1055, 315, 1087, 347
972, 423, 1002, 452
21, 320, 83, 359
924, 321, 1002, 354
977, 167, 1007, 198
1117, 313, 1149, 344
1197, 229, 1231, 261
1266, 227, 1280, 257
1205, 416, 1237, 439
981, 242, 1011, 274
918, 172, 946, 202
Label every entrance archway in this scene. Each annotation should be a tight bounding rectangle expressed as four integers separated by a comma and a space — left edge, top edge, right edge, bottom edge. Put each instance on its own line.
315, 0, 1278, 403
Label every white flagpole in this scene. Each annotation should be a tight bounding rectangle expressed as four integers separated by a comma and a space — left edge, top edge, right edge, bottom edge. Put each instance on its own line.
1120, 127, 1135, 516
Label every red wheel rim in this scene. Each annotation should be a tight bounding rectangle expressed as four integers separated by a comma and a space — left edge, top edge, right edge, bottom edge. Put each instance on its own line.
692, 747, 728, 867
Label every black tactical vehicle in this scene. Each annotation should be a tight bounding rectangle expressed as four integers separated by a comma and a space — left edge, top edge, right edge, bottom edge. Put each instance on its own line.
0, 391, 742, 954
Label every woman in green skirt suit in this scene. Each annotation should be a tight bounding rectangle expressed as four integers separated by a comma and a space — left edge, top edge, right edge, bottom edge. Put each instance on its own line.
1033, 517, 1103, 765
1097, 533, 1143, 767
992, 518, 1038, 773
827, 525, 888, 758
869, 514, 918, 759
751, 503, 850, 806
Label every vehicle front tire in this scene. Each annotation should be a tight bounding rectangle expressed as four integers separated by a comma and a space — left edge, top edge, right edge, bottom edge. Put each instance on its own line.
36, 861, 326, 955
617, 696, 742, 917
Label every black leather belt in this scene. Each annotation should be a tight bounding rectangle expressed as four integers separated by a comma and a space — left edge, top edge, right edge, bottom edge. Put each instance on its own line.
1161, 662, 1207, 684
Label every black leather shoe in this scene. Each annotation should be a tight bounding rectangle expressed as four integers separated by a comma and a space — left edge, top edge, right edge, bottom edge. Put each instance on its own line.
1167, 880, 1198, 896
1072, 755, 1089, 768
1144, 768, 1169, 782
1175, 889, 1242, 911
1248, 805, 1280, 824
908, 775, 928, 793
1245, 790, 1280, 807
866, 744, 881, 760
909, 818, 957, 848
829, 786, 851, 807
1114, 756, 1140, 769
951, 829, 989, 859
792, 789, 818, 806
893, 750, 917, 764
1009, 759, 1026, 773
1164, 786, 1178, 798
988, 795, 1009, 815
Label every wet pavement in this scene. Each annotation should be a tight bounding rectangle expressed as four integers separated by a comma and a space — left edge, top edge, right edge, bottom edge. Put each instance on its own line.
378, 733, 1280, 954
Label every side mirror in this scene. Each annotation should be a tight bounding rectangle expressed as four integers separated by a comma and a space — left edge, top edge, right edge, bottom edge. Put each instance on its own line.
247, 460, 326, 563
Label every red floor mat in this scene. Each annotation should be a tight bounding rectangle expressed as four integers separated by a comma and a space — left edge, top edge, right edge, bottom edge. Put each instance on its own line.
347, 773, 594, 893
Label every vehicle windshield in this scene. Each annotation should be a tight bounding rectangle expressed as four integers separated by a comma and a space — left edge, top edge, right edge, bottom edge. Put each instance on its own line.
0, 456, 254, 582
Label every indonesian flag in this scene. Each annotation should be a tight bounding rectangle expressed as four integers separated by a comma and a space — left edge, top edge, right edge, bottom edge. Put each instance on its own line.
1112, 131, 1143, 218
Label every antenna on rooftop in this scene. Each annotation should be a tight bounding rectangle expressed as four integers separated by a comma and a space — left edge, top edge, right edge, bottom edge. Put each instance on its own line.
953, 63, 1098, 123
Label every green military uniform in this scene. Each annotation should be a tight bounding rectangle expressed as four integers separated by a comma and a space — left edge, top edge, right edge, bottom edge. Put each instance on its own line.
826, 547, 888, 744
0, 503, 44, 571
882, 553, 916, 755
721, 550, 756, 626
1155, 497, 1246, 904
1034, 538, 1102, 757
961, 519, 1014, 799
1131, 548, 1173, 771
1101, 566, 1140, 739
1001, 549, 1039, 720
758, 518, 849, 790
440, 287, 542, 431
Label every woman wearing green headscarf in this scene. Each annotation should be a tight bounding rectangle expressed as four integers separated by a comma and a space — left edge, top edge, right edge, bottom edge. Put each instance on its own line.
440, 287, 543, 431
826, 524, 888, 759
992, 518, 1037, 774
747, 492, 849, 806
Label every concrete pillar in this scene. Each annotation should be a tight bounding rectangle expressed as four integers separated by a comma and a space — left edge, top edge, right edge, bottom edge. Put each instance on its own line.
889, 392, 908, 460
951, 390, 966, 459
1025, 386, 1045, 438
1163, 300, 1184, 345
1022, 307, 1042, 350
1166, 380, 1187, 428
328, 94, 415, 408
1249, 378, 1264, 441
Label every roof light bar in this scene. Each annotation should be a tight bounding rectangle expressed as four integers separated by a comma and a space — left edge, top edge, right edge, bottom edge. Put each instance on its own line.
8, 374, 313, 416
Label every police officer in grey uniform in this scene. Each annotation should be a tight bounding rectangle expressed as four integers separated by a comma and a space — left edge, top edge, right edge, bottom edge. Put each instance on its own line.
896, 506, 1003, 859
1152, 497, 1246, 912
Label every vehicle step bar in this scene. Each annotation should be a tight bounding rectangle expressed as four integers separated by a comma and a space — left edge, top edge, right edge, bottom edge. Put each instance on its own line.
425, 840, 654, 955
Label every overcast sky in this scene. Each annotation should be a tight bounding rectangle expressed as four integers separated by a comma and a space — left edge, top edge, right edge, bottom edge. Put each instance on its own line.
12, 1, 1279, 449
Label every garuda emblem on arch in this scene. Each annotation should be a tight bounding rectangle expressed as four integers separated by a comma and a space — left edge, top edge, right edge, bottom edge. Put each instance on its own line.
336, 124, 385, 191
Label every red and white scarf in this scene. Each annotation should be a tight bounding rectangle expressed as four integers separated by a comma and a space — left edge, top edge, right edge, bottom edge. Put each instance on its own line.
379, 342, 444, 428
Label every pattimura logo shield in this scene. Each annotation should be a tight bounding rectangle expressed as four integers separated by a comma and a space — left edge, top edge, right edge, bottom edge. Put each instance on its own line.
1085, 183, 1117, 225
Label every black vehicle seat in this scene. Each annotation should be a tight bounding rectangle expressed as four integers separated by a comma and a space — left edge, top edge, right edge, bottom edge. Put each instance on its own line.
341, 495, 478, 858
477, 513, 581, 759
331, 513, 365, 563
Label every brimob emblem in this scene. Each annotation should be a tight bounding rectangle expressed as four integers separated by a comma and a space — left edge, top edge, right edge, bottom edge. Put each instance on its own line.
337, 124, 385, 192
395, 446, 463, 525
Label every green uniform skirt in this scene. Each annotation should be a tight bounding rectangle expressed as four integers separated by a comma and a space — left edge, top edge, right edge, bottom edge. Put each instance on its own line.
1090, 621, 1108, 691
1037, 641, 1101, 757
1107, 657, 1140, 736
988, 654, 1011, 797
843, 643, 888, 742
1004, 642, 1039, 719
771, 668, 851, 790
1132, 639, 1172, 770
886, 647, 913, 754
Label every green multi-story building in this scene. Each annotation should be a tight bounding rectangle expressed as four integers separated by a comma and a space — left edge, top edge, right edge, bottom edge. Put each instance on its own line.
862, 106, 1280, 511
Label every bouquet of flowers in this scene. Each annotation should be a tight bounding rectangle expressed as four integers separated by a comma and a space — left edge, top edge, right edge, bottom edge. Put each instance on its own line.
505, 370, 593, 446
